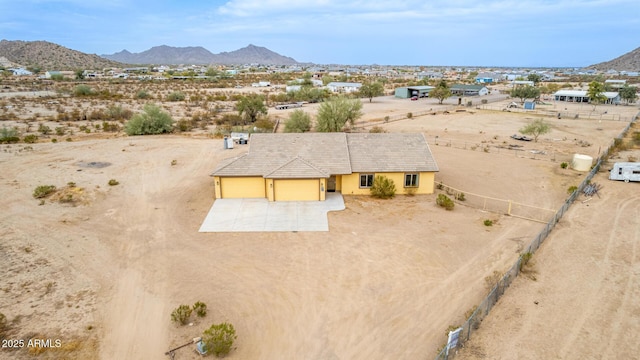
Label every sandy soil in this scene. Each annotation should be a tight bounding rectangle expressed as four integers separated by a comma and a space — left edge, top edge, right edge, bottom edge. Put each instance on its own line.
456, 149, 640, 360
0, 94, 638, 360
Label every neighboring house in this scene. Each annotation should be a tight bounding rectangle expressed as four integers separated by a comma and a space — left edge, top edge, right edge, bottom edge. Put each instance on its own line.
450, 84, 489, 96
326, 82, 362, 93
475, 72, 500, 84
512, 80, 535, 87
211, 133, 439, 202
553, 90, 620, 104
394, 86, 435, 98
44, 70, 62, 79
8, 68, 32, 76
604, 79, 626, 89
251, 81, 271, 87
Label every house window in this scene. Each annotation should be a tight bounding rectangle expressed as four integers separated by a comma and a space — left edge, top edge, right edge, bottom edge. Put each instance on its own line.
360, 174, 374, 188
405, 173, 419, 187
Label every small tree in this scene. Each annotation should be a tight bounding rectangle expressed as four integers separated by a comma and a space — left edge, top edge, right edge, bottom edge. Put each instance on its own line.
0, 126, 19, 143
619, 84, 638, 105
587, 81, 607, 111
236, 94, 267, 124
75, 69, 85, 80
510, 85, 540, 103
370, 175, 396, 199
429, 86, 452, 105
527, 73, 542, 85
171, 305, 192, 325
359, 81, 384, 102
315, 96, 363, 132
519, 119, 550, 142
202, 322, 237, 357
124, 104, 174, 135
284, 109, 311, 133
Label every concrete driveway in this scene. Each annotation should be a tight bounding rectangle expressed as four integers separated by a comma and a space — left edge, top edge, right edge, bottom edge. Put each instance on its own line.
199, 193, 345, 232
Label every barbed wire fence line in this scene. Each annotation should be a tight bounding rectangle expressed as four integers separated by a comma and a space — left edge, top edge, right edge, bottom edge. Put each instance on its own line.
434, 112, 638, 360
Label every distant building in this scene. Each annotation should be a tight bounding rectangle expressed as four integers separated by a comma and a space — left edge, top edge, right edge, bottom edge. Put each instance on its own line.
450, 84, 489, 96
8, 68, 32, 76
326, 82, 362, 93
553, 90, 620, 104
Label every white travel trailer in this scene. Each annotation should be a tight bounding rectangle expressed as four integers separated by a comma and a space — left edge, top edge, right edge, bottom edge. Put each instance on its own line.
609, 162, 640, 182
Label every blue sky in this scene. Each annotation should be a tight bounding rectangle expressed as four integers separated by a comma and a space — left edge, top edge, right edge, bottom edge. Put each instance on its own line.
1, 0, 639, 67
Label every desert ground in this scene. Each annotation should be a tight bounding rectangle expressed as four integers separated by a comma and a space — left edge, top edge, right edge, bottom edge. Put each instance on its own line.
0, 89, 638, 360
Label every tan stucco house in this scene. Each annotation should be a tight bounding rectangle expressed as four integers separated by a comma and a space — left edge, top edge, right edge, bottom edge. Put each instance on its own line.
211, 132, 439, 201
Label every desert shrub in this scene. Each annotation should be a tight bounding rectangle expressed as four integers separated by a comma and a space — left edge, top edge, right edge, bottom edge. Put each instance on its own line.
135, 89, 152, 99
102, 121, 120, 132
484, 219, 493, 226
176, 119, 194, 132
124, 104, 174, 135
74, 84, 94, 96
567, 185, 578, 194
105, 105, 133, 121
407, 112, 413, 119
38, 123, 51, 135
171, 159, 178, 166
370, 175, 396, 199
283, 109, 311, 133
171, 305, 192, 325
33, 185, 56, 199
0, 127, 19, 143
253, 118, 275, 132
481, 99, 488, 104
108, 179, 119, 186
0, 312, 7, 338
560, 162, 568, 169
436, 194, 454, 210
166, 91, 186, 101
202, 322, 237, 357
456, 192, 466, 201
519, 252, 533, 271
369, 126, 386, 133
193, 301, 207, 317
51, 138, 57, 143
23, 134, 38, 143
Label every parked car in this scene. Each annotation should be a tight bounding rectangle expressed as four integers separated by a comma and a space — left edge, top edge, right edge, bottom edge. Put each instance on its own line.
411, 96, 418, 101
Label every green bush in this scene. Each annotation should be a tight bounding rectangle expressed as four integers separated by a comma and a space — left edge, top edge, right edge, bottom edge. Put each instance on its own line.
136, 89, 152, 99
74, 84, 94, 96
567, 185, 578, 194
33, 185, 56, 199
23, 135, 38, 143
484, 219, 493, 226
436, 194, 454, 210
108, 179, 119, 186
166, 91, 186, 101
370, 175, 396, 199
193, 301, 207, 317
202, 322, 237, 357
38, 123, 51, 135
560, 162, 568, 169
124, 104, 175, 135
0, 127, 20, 144
456, 192, 466, 201
171, 305, 192, 325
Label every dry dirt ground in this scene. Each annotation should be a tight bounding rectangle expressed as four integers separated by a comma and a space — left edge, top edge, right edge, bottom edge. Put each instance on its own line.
0, 95, 638, 360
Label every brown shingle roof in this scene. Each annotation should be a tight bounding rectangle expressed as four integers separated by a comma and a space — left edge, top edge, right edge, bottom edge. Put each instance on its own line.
347, 133, 439, 172
212, 132, 438, 177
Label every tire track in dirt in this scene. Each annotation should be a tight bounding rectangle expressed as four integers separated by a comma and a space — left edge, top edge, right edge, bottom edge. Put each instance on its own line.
557, 193, 640, 357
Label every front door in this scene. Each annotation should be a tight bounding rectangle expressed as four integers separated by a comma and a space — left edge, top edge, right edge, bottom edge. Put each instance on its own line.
327, 176, 336, 192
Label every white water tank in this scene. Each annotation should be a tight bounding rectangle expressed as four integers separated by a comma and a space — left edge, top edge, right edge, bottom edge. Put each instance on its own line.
572, 154, 593, 171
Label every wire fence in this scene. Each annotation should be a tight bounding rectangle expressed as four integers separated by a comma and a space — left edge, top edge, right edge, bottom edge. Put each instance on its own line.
431, 137, 558, 162
436, 183, 555, 223
434, 112, 638, 360
477, 104, 632, 122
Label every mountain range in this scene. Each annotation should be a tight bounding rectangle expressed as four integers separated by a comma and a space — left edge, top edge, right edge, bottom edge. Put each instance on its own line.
102, 44, 298, 65
588, 46, 640, 71
0, 40, 122, 70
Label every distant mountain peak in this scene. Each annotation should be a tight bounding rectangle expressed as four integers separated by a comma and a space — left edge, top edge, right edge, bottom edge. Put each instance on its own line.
102, 44, 298, 65
588, 46, 640, 71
